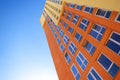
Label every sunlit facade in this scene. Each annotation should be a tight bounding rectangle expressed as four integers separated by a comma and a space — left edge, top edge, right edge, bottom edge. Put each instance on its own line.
40, 0, 120, 80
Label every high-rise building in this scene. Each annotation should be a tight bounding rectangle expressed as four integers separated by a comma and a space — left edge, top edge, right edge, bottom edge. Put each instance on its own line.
40, 0, 120, 80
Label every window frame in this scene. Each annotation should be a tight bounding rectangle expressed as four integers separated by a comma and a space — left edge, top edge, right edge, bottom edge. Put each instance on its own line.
72, 15, 79, 25
60, 44, 65, 53
79, 18, 90, 31
68, 41, 77, 55
71, 64, 81, 80
60, 30, 64, 37
64, 52, 71, 64
67, 12, 72, 20
87, 67, 103, 80
115, 13, 120, 23
106, 31, 120, 55
75, 5, 82, 10
76, 52, 88, 71
96, 9, 112, 19
83, 41, 96, 55
68, 26, 74, 34
84, 6, 93, 14
89, 24, 106, 41
63, 34, 69, 45
97, 53, 119, 78
74, 32, 82, 42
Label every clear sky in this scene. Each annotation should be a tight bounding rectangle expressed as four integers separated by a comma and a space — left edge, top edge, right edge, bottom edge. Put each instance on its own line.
0, 0, 58, 80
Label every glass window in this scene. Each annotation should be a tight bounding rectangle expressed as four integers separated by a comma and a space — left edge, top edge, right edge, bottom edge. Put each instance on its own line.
60, 30, 64, 37
96, 9, 112, 18
87, 68, 102, 80
83, 41, 96, 55
69, 4, 75, 8
84, 7, 93, 14
68, 42, 77, 55
56, 38, 60, 44
98, 54, 119, 77
60, 20, 63, 24
75, 32, 82, 42
57, 26, 61, 32
116, 13, 120, 22
67, 13, 72, 20
63, 23, 68, 28
90, 24, 106, 41
71, 65, 81, 80
106, 32, 120, 55
79, 18, 89, 31
60, 44, 65, 53
63, 10, 67, 16
76, 52, 88, 71
72, 15, 79, 25
76, 5, 82, 10
68, 27, 74, 34
63, 35, 69, 44
64, 52, 71, 64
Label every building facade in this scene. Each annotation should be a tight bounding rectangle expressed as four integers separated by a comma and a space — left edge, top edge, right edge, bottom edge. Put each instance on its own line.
40, 0, 120, 80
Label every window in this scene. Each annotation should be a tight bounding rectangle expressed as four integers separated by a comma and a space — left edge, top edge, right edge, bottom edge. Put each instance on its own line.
90, 24, 106, 41
71, 65, 81, 80
56, 38, 60, 44
87, 68, 102, 80
72, 15, 79, 25
106, 32, 120, 55
60, 20, 63, 24
63, 10, 67, 16
75, 32, 82, 42
69, 4, 75, 8
96, 9, 112, 18
52, 31, 57, 38
98, 54, 119, 77
115, 13, 120, 22
84, 7, 93, 14
63, 35, 69, 44
79, 18, 89, 31
60, 30, 64, 37
83, 41, 96, 55
64, 52, 71, 64
67, 13, 72, 20
63, 23, 68, 28
68, 42, 77, 55
76, 5, 82, 10
60, 44, 65, 53
76, 52, 88, 71
68, 27, 74, 34
57, 26, 60, 32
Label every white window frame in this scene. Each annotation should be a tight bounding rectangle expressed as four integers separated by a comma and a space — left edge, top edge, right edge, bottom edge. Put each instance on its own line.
83, 6, 93, 14
87, 67, 103, 80
64, 52, 71, 65
68, 41, 77, 56
76, 51, 88, 71
71, 64, 80, 79
79, 18, 89, 31
75, 32, 82, 42
97, 53, 117, 77
115, 13, 120, 23
95, 9, 112, 19
63, 34, 69, 44
106, 31, 120, 55
90, 24, 106, 41
72, 14, 79, 25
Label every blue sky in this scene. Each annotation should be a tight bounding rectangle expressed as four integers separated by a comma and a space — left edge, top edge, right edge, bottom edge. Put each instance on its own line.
0, 0, 58, 80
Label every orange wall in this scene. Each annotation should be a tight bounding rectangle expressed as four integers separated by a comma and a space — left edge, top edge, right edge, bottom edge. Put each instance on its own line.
42, 3, 120, 80
43, 20, 74, 80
